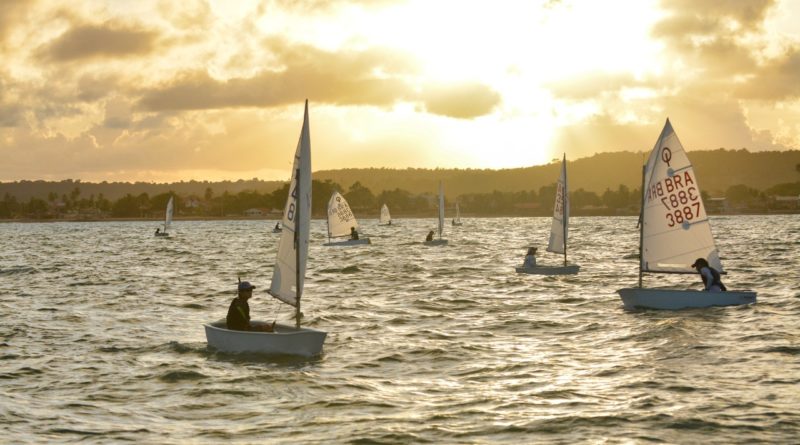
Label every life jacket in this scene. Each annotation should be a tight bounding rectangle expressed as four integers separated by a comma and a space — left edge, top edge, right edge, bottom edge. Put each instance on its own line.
701, 266, 727, 291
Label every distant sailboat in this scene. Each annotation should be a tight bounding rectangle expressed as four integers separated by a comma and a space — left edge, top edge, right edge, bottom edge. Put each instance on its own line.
323, 191, 372, 246
379, 203, 392, 226
452, 202, 463, 226
155, 196, 173, 237
204, 100, 327, 357
424, 181, 448, 246
516, 154, 579, 275
617, 119, 756, 310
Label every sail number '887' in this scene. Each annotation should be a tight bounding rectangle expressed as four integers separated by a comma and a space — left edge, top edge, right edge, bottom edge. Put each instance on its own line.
647, 170, 702, 228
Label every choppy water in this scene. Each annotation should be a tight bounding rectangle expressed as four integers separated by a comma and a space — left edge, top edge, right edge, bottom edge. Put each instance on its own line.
1, 216, 798, 444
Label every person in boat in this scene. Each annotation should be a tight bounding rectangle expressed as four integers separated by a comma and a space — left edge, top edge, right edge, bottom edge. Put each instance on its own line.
155, 228, 160, 235
388, 220, 391, 225
425, 230, 434, 242
274, 222, 281, 231
523, 247, 537, 268
691, 258, 727, 292
226, 281, 275, 332
350, 226, 359, 240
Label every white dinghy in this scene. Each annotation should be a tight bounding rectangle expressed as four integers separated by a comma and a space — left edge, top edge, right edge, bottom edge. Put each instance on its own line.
155, 196, 173, 237
205, 100, 327, 357
516, 154, 579, 275
379, 203, 392, 226
323, 191, 371, 246
452, 202, 463, 226
424, 181, 448, 246
617, 119, 756, 310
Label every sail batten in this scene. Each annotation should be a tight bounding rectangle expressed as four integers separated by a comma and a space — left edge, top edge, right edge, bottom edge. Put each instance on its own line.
327, 192, 359, 238
640, 119, 722, 274
270, 101, 311, 307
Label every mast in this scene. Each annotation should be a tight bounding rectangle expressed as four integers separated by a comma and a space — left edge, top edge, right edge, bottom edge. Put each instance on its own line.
294, 165, 302, 329
562, 155, 568, 267
638, 163, 645, 288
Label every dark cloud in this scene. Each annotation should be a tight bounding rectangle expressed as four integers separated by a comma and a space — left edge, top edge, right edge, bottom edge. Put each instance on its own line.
736, 49, 800, 100
38, 23, 160, 62
421, 82, 501, 119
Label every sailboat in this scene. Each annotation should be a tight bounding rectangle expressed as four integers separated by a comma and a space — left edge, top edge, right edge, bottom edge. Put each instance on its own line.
424, 181, 448, 246
451, 202, 463, 226
323, 191, 372, 246
617, 119, 756, 310
516, 154, 579, 275
155, 196, 173, 237
379, 203, 392, 226
204, 100, 327, 357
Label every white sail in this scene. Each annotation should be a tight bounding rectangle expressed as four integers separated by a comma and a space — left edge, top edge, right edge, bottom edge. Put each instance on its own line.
437, 181, 444, 238
380, 204, 391, 224
547, 155, 568, 255
164, 196, 174, 231
327, 191, 359, 238
454, 202, 461, 223
641, 119, 721, 273
269, 101, 311, 307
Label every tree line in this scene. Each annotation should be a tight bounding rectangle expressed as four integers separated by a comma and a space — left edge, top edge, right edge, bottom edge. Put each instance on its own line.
2, 177, 798, 220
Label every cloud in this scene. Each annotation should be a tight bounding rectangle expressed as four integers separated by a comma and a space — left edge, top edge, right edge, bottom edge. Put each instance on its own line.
547, 72, 644, 100
0, 0, 33, 48
38, 23, 160, 62
138, 38, 500, 119
421, 82, 501, 119
736, 48, 800, 100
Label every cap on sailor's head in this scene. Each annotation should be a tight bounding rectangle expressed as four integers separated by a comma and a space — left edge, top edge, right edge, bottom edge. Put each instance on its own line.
238, 281, 256, 291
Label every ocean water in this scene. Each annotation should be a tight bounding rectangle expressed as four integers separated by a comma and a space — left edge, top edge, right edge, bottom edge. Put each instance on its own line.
1, 216, 798, 444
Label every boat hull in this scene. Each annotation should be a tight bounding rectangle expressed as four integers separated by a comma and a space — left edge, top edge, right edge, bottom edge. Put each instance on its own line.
617, 288, 757, 310
204, 320, 327, 357
516, 265, 580, 275
155, 232, 169, 237
323, 238, 371, 247
424, 239, 448, 246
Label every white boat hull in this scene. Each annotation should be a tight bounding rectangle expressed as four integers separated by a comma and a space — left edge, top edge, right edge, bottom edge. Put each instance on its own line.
204, 320, 327, 357
617, 288, 757, 310
424, 239, 448, 246
516, 264, 580, 275
323, 238, 371, 247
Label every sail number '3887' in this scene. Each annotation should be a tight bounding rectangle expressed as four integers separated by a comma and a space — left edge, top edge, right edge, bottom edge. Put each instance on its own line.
647, 170, 702, 228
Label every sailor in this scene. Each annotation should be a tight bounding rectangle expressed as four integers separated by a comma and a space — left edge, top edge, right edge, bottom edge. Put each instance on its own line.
691, 258, 727, 292
226, 281, 275, 331
275, 222, 281, 231
425, 230, 434, 242
155, 228, 160, 235
350, 226, 359, 240
523, 247, 537, 268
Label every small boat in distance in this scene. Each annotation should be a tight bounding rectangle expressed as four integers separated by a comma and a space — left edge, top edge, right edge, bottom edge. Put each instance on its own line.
452, 202, 463, 226
379, 203, 392, 226
204, 100, 326, 357
272, 222, 282, 233
424, 181, 448, 246
617, 118, 756, 310
155, 196, 173, 237
323, 191, 372, 246
516, 154, 579, 275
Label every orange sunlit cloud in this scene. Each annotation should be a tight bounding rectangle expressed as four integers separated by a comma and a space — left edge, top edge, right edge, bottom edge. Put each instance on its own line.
1, 0, 799, 182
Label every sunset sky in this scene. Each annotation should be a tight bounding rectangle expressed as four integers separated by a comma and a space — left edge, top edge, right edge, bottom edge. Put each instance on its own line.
1, 0, 799, 182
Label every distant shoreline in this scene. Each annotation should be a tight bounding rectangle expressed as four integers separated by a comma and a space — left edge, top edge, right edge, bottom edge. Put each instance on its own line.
1, 209, 797, 223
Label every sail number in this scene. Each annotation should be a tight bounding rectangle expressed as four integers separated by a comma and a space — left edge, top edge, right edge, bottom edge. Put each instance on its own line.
647, 171, 703, 227
553, 183, 565, 216
287, 184, 298, 221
